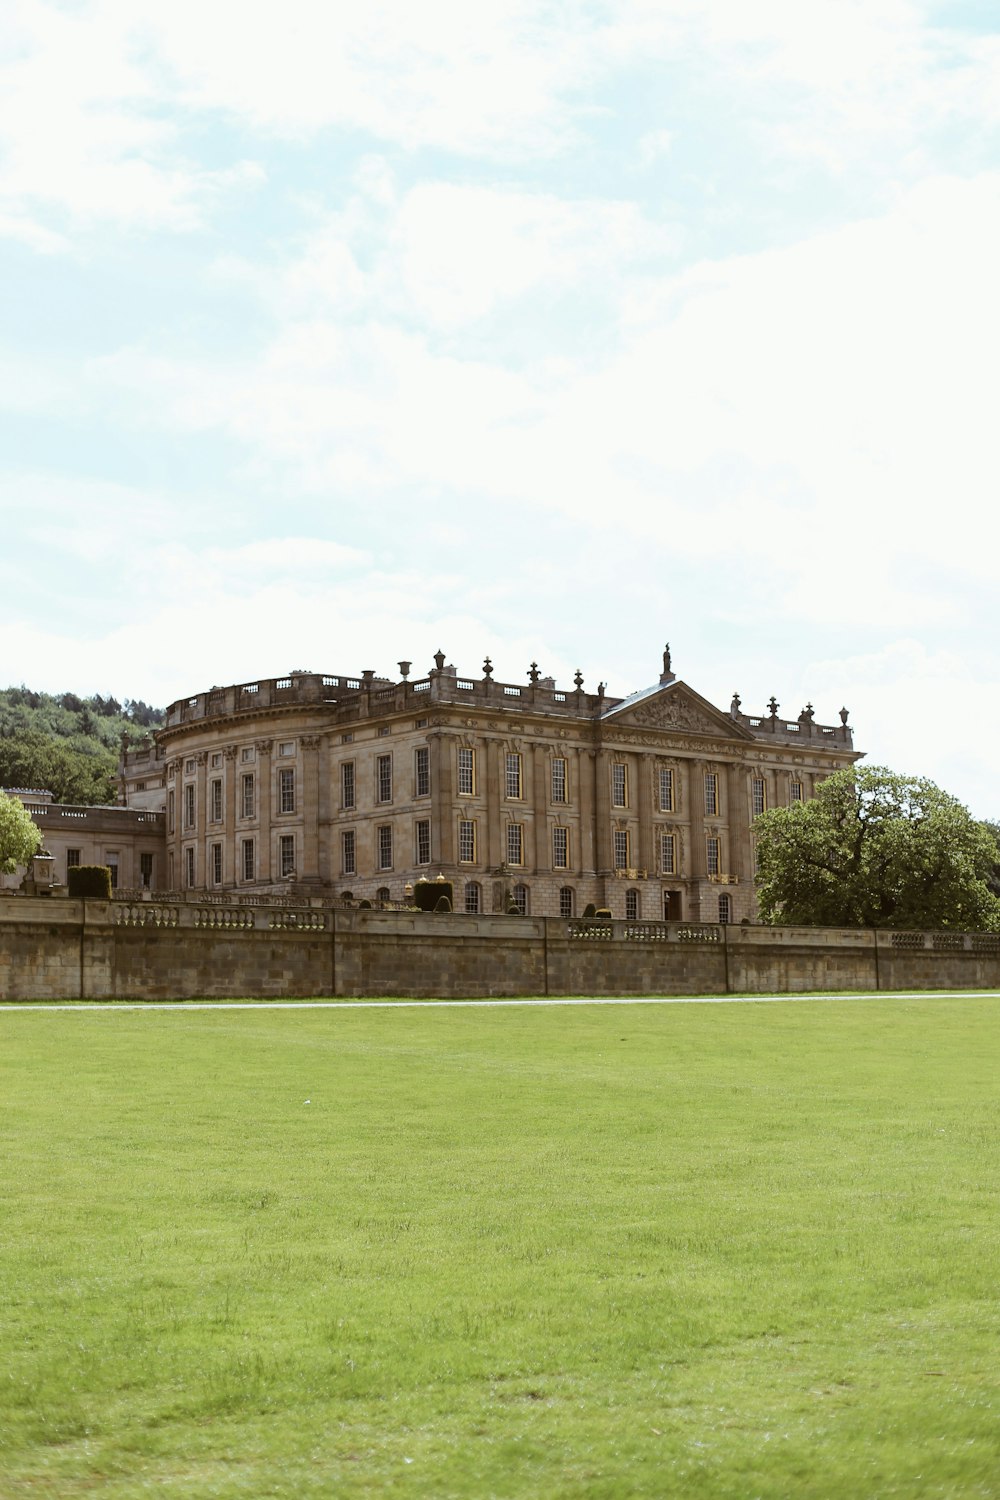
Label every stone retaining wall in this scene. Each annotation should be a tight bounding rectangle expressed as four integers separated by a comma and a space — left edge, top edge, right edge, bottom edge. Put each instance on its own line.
1, 898, 998, 1001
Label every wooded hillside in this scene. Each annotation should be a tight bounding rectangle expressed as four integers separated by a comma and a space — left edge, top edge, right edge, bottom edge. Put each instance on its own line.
0, 688, 163, 805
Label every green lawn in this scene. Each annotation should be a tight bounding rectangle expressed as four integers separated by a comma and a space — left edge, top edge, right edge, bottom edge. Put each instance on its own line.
1, 998, 998, 1499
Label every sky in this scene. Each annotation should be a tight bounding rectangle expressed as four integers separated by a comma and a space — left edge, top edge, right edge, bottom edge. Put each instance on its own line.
1, 0, 999, 817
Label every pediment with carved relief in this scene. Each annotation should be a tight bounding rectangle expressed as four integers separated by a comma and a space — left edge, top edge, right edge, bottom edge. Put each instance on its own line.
605, 683, 752, 741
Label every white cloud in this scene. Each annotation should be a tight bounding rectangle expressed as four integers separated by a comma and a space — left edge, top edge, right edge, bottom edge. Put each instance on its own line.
0, 1, 265, 241
801, 638, 1000, 820
144, 0, 594, 155
3, 0, 998, 247
81, 170, 1000, 642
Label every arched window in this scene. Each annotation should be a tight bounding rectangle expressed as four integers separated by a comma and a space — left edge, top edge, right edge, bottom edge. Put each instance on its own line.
512, 884, 529, 915
559, 886, 574, 918
718, 893, 732, 924
464, 881, 481, 914
376, 886, 391, 905
340, 890, 354, 903
625, 889, 640, 920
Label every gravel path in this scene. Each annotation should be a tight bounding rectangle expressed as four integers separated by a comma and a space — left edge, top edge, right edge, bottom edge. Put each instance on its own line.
2, 991, 998, 1012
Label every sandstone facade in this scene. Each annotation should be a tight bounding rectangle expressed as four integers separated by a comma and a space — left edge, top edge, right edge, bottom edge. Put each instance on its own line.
119, 648, 859, 921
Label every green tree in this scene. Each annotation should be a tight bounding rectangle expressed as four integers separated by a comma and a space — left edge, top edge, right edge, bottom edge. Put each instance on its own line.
0, 790, 42, 875
754, 765, 1000, 931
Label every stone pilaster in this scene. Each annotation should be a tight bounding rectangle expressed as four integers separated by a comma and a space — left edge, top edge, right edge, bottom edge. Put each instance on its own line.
532, 743, 547, 873
255, 739, 273, 883
637, 753, 654, 876
224, 746, 238, 886
300, 735, 321, 882
194, 752, 208, 887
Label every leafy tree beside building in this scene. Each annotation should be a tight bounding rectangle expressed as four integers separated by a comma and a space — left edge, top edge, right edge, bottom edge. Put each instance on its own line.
0, 790, 42, 875
754, 765, 1000, 931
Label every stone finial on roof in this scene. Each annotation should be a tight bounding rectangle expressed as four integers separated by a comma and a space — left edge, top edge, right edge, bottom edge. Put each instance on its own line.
433, 649, 446, 672
483, 656, 493, 678
768, 695, 779, 718
573, 669, 584, 689
659, 642, 675, 685
398, 660, 411, 679
730, 692, 741, 717
840, 706, 850, 725
528, 661, 540, 683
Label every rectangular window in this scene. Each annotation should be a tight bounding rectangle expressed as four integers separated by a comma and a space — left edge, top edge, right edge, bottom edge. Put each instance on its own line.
341, 761, 355, 809
559, 887, 574, 918
552, 827, 569, 869
377, 825, 393, 870
377, 726, 390, 737
625, 889, 639, 920
660, 832, 675, 875
67, 848, 81, 869
415, 747, 430, 797
415, 820, 431, 865
242, 838, 255, 881
342, 830, 356, 876
659, 767, 674, 811
751, 777, 767, 816
505, 753, 522, 799
790, 781, 803, 803
107, 855, 119, 890
278, 741, 295, 757
506, 823, 523, 865
704, 773, 719, 817
241, 773, 254, 819
211, 753, 222, 769
185, 783, 195, 829
718, 893, 732, 924
464, 881, 481, 913
140, 852, 154, 888
241, 746, 254, 763
211, 843, 222, 885
706, 836, 720, 876
458, 819, 477, 863
280, 834, 295, 878
614, 829, 630, 869
185, 848, 194, 888
279, 768, 295, 814
551, 758, 567, 803
612, 763, 627, 808
185, 758, 195, 774
210, 778, 222, 822
376, 754, 392, 804
167, 790, 175, 833
458, 748, 476, 796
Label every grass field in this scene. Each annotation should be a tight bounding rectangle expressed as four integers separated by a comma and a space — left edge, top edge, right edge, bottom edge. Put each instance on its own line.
2, 996, 998, 1499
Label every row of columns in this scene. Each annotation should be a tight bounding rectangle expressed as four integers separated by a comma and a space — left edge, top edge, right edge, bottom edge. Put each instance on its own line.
168, 727, 819, 891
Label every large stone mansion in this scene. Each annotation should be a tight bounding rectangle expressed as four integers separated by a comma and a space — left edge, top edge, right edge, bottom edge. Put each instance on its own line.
7, 647, 860, 922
